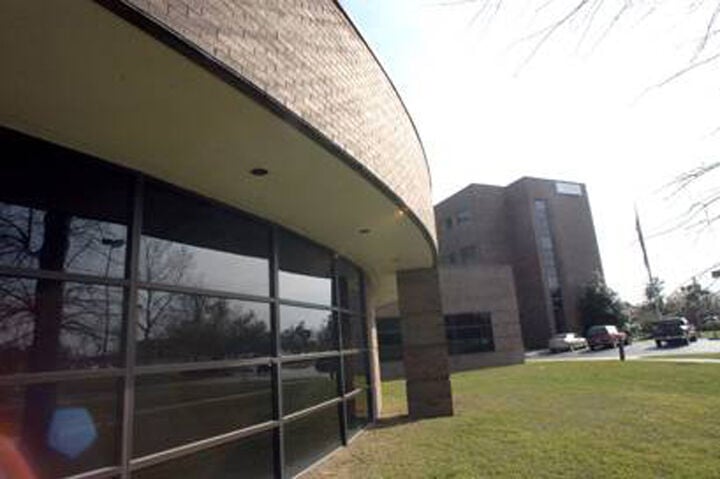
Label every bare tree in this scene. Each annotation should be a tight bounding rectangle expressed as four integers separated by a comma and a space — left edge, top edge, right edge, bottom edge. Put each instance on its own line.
443, 1, 720, 233
448, 1, 720, 75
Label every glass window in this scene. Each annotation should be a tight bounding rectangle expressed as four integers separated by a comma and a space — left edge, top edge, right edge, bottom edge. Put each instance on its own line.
133, 431, 274, 479
133, 367, 272, 457
377, 317, 403, 362
136, 291, 270, 365
1, 137, 130, 277
284, 406, 341, 478
0, 203, 128, 277
340, 313, 366, 351
343, 352, 369, 393
279, 306, 337, 355
456, 210, 471, 225
278, 230, 332, 306
534, 199, 562, 296
141, 182, 270, 296
336, 259, 362, 312
346, 389, 370, 437
282, 358, 339, 415
0, 378, 120, 477
0, 278, 123, 374
445, 313, 494, 355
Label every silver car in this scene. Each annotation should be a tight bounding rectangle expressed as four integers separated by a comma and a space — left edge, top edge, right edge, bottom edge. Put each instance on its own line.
548, 333, 588, 353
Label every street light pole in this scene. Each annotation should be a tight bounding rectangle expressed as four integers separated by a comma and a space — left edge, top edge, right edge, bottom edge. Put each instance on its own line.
101, 237, 125, 358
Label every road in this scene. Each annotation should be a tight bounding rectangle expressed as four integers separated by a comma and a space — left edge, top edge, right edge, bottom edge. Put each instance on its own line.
527, 337, 720, 361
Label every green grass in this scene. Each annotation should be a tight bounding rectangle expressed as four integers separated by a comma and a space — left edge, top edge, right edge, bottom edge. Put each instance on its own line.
308, 362, 720, 478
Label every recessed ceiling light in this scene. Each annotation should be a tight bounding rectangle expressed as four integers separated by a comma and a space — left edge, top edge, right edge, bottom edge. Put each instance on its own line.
250, 168, 269, 176
359, 228, 371, 234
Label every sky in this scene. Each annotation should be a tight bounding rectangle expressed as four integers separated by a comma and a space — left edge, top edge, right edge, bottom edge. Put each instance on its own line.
341, 0, 720, 303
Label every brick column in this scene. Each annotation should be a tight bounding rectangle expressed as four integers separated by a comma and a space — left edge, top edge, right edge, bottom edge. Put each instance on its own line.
397, 268, 454, 418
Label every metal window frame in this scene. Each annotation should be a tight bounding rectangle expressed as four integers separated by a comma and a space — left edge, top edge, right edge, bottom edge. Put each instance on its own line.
2, 151, 373, 479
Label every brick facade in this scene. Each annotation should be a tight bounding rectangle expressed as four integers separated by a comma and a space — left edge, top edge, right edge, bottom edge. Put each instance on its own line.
437, 178, 604, 349
125, 0, 435, 238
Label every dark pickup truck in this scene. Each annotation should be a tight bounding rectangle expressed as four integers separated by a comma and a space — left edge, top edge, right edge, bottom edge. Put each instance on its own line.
653, 317, 698, 347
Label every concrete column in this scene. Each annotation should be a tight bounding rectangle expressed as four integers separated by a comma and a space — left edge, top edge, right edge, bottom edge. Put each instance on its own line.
397, 267, 454, 419
365, 284, 383, 419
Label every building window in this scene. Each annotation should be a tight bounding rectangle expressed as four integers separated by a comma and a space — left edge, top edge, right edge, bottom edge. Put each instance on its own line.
444, 216, 453, 230
456, 210, 471, 225
0, 128, 371, 478
533, 199, 566, 332
377, 314, 496, 360
445, 313, 494, 355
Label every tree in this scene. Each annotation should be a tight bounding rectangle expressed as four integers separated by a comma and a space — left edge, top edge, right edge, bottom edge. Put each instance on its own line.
644, 276, 665, 313
665, 278, 719, 325
578, 275, 627, 331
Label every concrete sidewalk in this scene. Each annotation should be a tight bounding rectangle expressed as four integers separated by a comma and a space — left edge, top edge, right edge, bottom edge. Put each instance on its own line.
528, 356, 720, 364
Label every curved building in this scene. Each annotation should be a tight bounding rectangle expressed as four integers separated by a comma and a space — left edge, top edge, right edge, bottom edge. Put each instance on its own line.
0, 1, 452, 478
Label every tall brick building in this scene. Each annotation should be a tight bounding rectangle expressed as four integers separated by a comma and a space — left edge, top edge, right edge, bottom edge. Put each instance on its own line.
0, 1, 452, 477
436, 178, 604, 350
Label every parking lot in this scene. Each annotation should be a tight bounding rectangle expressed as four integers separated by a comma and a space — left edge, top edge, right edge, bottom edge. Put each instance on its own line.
527, 337, 720, 361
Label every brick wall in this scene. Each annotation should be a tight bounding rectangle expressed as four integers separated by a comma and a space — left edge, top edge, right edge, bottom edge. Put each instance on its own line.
123, 0, 435, 237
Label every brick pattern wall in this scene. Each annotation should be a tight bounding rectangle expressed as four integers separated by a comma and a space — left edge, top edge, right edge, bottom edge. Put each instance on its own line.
124, 0, 435, 237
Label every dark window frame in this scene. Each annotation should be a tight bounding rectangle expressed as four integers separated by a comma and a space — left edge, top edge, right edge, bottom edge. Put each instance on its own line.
0, 128, 372, 479
444, 312, 495, 355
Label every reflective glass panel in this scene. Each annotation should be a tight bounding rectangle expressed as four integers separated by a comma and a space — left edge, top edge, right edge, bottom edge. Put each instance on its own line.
279, 306, 337, 355
0, 203, 128, 277
343, 352, 369, 393
346, 389, 370, 437
341, 313, 366, 351
0, 378, 120, 478
282, 358, 339, 414
141, 182, 270, 296
278, 231, 332, 306
284, 406, 341, 478
1, 132, 130, 276
133, 367, 273, 457
0, 278, 123, 374
136, 291, 270, 365
336, 259, 362, 312
133, 431, 274, 479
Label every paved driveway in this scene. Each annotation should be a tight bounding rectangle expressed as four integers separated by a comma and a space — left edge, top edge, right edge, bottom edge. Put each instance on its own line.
527, 337, 720, 361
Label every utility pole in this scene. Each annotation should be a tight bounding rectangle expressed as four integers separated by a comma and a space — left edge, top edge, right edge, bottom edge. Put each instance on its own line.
635, 207, 663, 322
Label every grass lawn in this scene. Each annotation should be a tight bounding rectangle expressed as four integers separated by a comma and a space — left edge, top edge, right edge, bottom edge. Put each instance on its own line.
307, 362, 720, 478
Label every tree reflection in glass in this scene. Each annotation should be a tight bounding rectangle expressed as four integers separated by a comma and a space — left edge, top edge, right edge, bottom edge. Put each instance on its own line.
136, 291, 271, 364
0, 202, 127, 277
0, 208, 124, 375
0, 278, 123, 374
279, 306, 337, 355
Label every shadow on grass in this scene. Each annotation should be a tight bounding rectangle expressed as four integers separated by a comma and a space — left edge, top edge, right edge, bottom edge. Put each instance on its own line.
371, 414, 413, 430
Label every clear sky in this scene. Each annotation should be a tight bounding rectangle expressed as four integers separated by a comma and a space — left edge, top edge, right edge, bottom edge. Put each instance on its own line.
341, 0, 720, 303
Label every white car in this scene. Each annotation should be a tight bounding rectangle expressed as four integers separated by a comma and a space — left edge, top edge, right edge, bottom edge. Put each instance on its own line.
548, 333, 588, 353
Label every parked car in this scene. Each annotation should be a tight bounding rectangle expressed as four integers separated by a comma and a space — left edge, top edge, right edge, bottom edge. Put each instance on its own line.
586, 325, 630, 350
548, 333, 588, 353
653, 317, 698, 347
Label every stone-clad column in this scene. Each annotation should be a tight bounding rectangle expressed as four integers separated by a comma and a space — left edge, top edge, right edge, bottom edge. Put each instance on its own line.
397, 268, 454, 418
